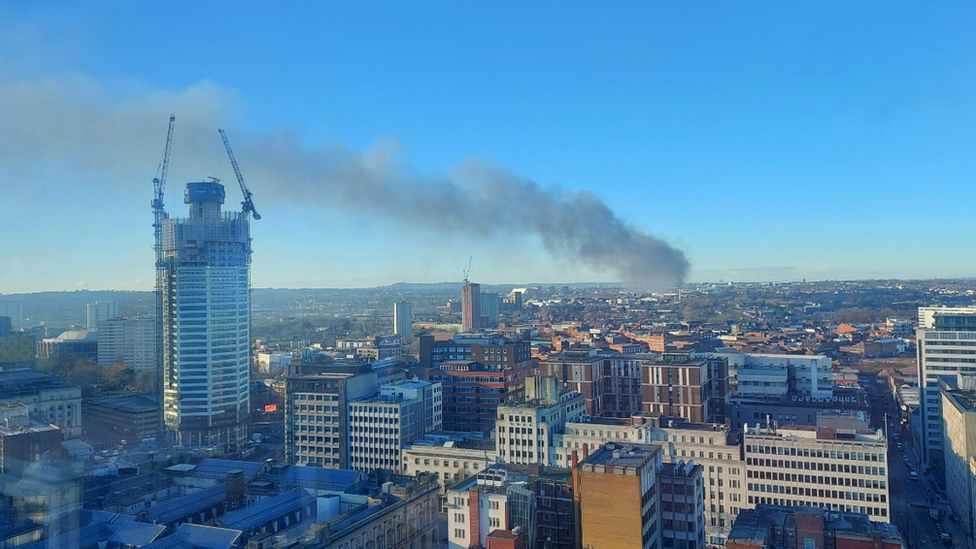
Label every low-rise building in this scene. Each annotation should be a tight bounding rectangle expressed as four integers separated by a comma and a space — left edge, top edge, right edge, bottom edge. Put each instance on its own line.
36, 329, 98, 361
84, 392, 158, 445
303, 474, 441, 549
0, 370, 82, 438
402, 435, 496, 510
726, 505, 903, 549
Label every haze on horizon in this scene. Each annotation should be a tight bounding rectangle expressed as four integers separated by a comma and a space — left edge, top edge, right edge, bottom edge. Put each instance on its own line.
2, 2, 975, 294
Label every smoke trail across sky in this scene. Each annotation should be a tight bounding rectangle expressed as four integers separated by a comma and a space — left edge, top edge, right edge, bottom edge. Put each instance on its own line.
0, 72, 689, 290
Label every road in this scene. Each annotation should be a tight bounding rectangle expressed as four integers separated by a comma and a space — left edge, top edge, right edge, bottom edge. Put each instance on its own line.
866, 379, 968, 549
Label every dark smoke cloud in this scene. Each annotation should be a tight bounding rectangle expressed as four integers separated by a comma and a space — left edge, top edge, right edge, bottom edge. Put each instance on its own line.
238, 135, 690, 288
0, 73, 689, 288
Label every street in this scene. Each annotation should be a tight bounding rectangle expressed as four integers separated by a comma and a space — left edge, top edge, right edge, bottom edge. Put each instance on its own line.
866, 379, 968, 549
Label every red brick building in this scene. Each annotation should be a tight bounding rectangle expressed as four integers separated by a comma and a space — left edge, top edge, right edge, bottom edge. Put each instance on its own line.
428, 360, 529, 432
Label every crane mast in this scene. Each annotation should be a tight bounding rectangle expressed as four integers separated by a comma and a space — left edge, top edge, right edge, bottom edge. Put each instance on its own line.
152, 115, 176, 267
218, 129, 261, 220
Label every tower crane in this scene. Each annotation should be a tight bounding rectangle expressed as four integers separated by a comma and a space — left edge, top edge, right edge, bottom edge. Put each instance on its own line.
218, 129, 261, 220
152, 115, 176, 269
151, 115, 175, 443
462, 256, 473, 284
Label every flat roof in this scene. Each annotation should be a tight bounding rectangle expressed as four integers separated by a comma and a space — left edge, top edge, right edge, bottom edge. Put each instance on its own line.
945, 389, 976, 413
582, 443, 659, 468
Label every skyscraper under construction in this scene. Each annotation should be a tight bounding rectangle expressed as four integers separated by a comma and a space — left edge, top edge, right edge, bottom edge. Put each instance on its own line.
160, 180, 251, 448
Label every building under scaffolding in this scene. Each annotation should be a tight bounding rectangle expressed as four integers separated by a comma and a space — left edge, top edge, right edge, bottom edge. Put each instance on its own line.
159, 180, 251, 448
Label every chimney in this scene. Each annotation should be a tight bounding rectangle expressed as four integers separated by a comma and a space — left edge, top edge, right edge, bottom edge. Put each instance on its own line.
582, 444, 589, 459
571, 450, 578, 469
225, 470, 246, 511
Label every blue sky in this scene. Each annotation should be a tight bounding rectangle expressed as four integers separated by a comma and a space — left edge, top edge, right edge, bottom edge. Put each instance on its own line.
1, 2, 975, 292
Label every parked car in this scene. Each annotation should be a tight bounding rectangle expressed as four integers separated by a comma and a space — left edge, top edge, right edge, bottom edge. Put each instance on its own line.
910, 470, 919, 481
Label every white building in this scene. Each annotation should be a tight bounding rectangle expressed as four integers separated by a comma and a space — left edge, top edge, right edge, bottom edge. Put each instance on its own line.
256, 351, 292, 374
393, 301, 413, 343
743, 424, 890, 521
86, 301, 117, 329
446, 466, 524, 549
916, 308, 976, 465
160, 181, 251, 448
347, 380, 442, 473
285, 361, 405, 468
495, 376, 586, 466
721, 353, 832, 399
97, 318, 156, 370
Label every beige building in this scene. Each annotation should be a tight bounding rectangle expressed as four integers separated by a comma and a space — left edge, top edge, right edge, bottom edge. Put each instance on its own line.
940, 383, 976, 532
402, 438, 495, 511
645, 419, 745, 545
554, 415, 744, 546
496, 376, 586, 466
744, 424, 890, 521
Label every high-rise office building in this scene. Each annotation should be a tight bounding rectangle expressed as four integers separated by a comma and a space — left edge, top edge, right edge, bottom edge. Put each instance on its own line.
393, 300, 413, 343
86, 301, 118, 329
160, 181, 252, 448
916, 308, 976, 465
461, 282, 483, 332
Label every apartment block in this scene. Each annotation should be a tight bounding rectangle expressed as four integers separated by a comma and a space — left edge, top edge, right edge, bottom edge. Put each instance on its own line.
538, 349, 609, 416
641, 352, 730, 424
393, 300, 414, 343
743, 424, 890, 520
97, 317, 156, 370
86, 301, 117, 329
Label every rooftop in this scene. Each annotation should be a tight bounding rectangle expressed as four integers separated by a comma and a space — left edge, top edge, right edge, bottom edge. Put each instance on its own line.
944, 389, 976, 413
145, 483, 226, 524
580, 443, 659, 469
218, 487, 315, 531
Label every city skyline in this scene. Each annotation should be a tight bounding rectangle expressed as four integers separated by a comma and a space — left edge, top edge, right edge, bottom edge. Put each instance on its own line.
3, 2, 976, 293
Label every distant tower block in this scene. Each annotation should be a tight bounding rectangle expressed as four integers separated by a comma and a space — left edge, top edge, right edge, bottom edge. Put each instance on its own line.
461, 282, 483, 332
393, 301, 414, 343
160, 180, 251, 449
